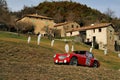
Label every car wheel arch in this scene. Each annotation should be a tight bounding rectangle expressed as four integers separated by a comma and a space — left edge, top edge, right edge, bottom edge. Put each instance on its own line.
69, 56, 78, 66
70, 56, 78, 61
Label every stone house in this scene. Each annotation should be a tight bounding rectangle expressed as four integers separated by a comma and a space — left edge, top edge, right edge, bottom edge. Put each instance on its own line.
77, 23, 115, 51
55, 22, 115, 51
16, 14, 55, 35
54, 22, 80, 37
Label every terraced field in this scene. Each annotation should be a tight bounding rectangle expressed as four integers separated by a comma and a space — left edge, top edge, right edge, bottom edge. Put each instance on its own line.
0, 31, 120, 80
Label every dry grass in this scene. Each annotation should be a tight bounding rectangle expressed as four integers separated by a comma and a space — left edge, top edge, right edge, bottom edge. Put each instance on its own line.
0, 31, 120, 80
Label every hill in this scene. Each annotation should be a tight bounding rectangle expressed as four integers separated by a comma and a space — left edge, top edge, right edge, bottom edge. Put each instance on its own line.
12, 1, 120, 32
36, 1, 107, 24
0, 31, 120, 80
14, 1, 109, 25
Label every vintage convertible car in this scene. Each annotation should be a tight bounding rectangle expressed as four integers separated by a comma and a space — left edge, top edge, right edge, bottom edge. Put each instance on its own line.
53, 51, 100, 68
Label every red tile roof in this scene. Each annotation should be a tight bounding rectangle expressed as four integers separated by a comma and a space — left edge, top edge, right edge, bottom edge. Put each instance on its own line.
54, 21, 74, 27
16, 14, 53, 22
25, 14, 53, 20
66, 23, 113, 32
114, 32, 119, 35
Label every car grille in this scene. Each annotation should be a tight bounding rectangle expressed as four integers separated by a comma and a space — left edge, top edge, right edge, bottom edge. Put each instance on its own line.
59, 56, 66, 60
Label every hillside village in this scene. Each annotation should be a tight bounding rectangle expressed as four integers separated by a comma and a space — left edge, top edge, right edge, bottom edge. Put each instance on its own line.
0, 1, 120, 80
16, 14, 120, 52
0, 0, 120, 54
0, 1, 120, 52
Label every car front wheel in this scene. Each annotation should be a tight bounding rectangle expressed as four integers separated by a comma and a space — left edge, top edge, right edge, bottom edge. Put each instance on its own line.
69, 57, 78, 66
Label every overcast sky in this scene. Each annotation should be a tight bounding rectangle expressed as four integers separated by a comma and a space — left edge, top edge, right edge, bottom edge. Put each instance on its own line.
6, 0, 120, 18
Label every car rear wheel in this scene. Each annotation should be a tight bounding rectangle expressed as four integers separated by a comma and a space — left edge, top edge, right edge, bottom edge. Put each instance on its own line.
69, 57, 78, 66
93, 61, 98, 68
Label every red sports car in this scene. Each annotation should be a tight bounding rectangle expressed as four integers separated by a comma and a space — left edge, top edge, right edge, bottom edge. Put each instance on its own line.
53, 51, 100, 68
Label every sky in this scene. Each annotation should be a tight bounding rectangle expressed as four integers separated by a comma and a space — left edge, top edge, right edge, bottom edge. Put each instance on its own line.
6, 0, 120, 18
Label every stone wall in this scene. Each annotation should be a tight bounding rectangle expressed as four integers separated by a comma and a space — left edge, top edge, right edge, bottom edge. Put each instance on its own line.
107, 26, 115, 51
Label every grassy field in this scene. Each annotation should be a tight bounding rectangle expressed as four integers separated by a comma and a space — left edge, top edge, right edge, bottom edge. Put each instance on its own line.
0, 31, 120, 80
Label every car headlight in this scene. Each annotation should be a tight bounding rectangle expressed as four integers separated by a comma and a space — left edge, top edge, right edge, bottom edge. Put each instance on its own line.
64, 60, 67, 63
55, 60, 58, 63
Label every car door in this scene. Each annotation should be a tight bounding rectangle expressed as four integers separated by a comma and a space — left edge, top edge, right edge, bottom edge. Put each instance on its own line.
77, 51, 86, 65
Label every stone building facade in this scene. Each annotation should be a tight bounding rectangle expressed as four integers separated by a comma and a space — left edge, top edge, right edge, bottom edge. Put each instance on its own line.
54, 22, 80, 37
16, 14, 55, 35
78, 23, 115, 51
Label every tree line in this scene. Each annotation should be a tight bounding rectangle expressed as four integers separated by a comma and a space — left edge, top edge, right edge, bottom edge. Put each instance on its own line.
0, 0, 17, 32
1, 0, 120, 33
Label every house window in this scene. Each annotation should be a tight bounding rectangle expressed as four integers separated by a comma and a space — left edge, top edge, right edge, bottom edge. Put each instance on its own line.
71, 25, 74, 28
110, 30, 112, 34
87, 39, 90, 42
70, 32, 72, 35
110, 36, 111, 39
99, 28, 102, 32
93, 29, 95, 33
76, 26, 79, 28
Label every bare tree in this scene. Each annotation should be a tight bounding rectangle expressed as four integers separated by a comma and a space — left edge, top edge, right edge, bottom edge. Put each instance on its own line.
53, 12, 64, 23
66, 11, 75, 21
0, 0, 9, 23
104, 8, 115, 18
42, 26, 55, 40
0, 0, 8, 10
16, 21, 34, 34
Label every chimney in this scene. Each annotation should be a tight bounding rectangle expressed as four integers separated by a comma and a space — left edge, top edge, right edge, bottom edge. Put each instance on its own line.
91, 24, 94, 26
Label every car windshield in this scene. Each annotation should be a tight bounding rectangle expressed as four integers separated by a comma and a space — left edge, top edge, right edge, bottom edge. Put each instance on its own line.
86, 52, 94, 58
73, 51, 86, 55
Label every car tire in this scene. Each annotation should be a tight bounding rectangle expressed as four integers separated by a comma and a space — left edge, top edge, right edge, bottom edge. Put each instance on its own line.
69, 57, 78, 66
93, 61, 98, 68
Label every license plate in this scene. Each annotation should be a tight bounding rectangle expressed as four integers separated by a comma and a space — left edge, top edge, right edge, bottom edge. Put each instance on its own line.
59, 61, 63, 63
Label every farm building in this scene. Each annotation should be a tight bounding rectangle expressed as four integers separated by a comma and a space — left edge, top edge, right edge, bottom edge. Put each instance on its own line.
54, 22, 80, 37
77, 23, 115, 51
64, 23, 115, 51
16, 14, 55, 35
